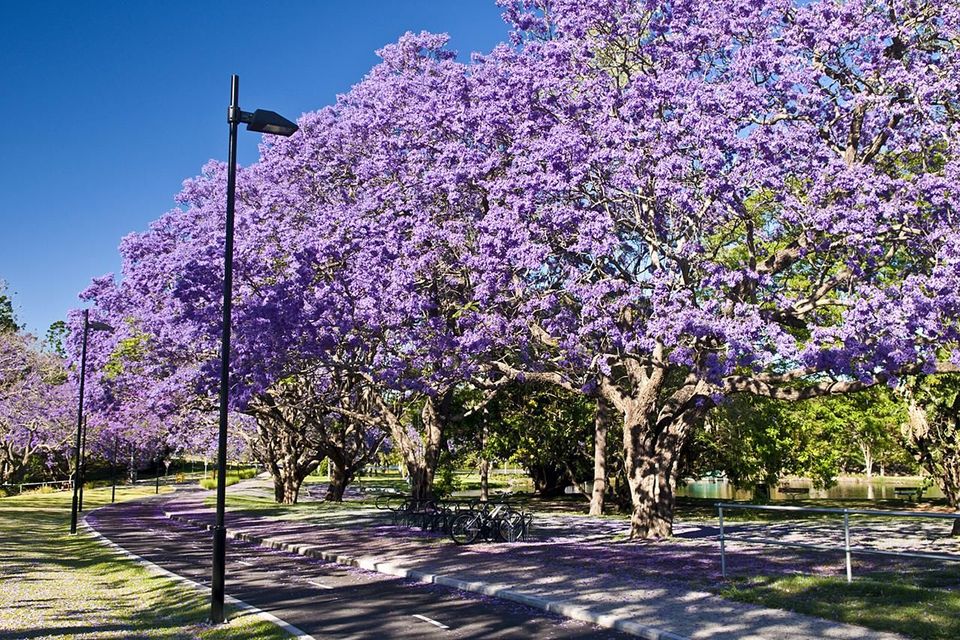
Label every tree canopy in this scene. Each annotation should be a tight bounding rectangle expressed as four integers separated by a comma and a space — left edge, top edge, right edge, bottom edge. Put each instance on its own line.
73, 0, 960, 535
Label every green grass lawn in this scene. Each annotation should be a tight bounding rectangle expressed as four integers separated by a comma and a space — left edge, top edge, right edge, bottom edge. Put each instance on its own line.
0, 486, 290, 640
722, 574, 960, 640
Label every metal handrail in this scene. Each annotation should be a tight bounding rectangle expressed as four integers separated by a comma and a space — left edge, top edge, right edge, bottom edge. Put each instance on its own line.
717, 502, 960, 520
0, 479, 74, 495
716, 501, 960, 583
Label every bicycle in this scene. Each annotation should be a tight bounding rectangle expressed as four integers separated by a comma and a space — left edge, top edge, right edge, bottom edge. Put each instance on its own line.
449, 502, 525, 544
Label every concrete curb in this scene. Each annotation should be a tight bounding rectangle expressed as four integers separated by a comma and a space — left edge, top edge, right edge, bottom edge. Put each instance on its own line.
164, 509, 688, 640
82, 508, 316, 640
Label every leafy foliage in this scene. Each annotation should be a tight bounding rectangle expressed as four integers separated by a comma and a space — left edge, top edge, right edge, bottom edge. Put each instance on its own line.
694, 389, 910, 490
0, 287, 17, 334
483, 385, 595, 496
903, 375, 960, 518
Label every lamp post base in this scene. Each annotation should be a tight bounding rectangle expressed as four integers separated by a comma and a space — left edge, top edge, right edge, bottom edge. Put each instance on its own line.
70, 493, 79, 534
210, 525, 227, 623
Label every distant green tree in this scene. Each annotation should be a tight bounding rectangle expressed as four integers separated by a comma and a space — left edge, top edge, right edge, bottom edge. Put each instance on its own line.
44, 321, 67, 357
484, 384, 595, 497
693, 389, 911, 493
0, 283, 18, 334
823, 388, 911, 482
693, 395, 830, 491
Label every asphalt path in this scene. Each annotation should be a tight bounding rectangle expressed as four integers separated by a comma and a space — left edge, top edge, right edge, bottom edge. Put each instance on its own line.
88, 498, 630, 639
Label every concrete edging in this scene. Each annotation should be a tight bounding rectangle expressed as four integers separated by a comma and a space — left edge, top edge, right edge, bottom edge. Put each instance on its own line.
82, 508, 316, 640
164, 509, 688, 640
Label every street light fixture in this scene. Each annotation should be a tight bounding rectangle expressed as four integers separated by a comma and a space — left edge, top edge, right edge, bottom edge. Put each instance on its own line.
210, 74, 297, 624
69, 309, 114, 534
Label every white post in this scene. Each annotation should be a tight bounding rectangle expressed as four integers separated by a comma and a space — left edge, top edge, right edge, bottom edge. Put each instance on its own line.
719, 504, 727, 579
843, 509, 852, 583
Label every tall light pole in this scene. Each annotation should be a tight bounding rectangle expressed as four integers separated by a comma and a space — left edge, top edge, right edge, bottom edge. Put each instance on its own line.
69, 310, 113, 534
111, 433, 119, 503
78, 416, 87, 511
211, 74, 297, 624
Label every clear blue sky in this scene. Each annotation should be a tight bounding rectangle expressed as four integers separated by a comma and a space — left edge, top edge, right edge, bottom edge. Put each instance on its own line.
0, 0, 507, 336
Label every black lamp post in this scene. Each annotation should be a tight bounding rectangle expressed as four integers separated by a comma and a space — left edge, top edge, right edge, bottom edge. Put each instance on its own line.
155, 449, 161, 495
69, 309, 113, 534
111, 433, 119, 503
210, 74, 297, 624
78, 417, 87, 511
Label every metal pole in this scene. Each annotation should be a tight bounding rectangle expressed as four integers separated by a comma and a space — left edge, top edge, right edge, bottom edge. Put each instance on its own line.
211, 73, 240, 625
69, 311, 90, 534
718, 504, 727, 579
78, 417, 87, 511
155, 449, 161, 495
111, 434, 118, 503
843, 509, 852, 583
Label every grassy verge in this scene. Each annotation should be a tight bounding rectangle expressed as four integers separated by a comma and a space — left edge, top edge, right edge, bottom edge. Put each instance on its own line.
721, 574, 960, 640
198, 467, 259, 490
0, 486, 290, 640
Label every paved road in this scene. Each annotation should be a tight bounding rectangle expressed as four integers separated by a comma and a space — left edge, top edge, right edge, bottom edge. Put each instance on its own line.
87, 498, 630, 639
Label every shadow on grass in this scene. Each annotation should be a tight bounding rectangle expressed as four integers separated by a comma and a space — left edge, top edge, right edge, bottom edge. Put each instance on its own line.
0, 488, 286, 640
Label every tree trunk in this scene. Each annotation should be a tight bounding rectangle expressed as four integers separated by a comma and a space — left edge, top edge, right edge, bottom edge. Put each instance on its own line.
621, 393, 676, 539
623, 443, 675, 538
273, 467, 305, 504
528, 464, 568, 497
398, 395, 447, 502
862, 441, 875, 499
479, 421, 489, 502
862, 442, 874, 481
325, 460, 353, 502
589, 396, 613, 516
480, 457, 489, 502
618, 379, 704, 539
408, 464, 435, 502
903, 397, 960, 536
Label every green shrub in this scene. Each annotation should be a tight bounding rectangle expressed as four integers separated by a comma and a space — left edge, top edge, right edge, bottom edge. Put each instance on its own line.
199, 475, 240, 490
433, 460, 457, 499
316, 458, 329, 477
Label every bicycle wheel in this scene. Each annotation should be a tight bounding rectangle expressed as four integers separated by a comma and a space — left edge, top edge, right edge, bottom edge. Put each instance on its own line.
495, 510, 524, 542
376, 494, 400, 511
450, 513, 480, 545
392, 499, 410, 525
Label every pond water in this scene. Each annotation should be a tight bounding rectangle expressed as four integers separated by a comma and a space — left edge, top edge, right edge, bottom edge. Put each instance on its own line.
677, 477, 945, 501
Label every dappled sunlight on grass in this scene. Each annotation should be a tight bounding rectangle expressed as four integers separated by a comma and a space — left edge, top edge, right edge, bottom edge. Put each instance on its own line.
0, 487, 289, 639
188, 478, 960, 639
722, 574, 960, 640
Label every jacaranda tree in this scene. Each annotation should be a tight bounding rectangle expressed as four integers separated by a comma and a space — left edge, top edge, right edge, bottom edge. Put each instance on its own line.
0, 329, 74, 484
472, 0, 960, 536
77, 0, 960, 537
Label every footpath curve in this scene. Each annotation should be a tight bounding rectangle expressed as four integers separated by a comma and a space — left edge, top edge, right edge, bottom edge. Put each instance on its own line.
85, 492, 630, 639
82, 504, 315, 640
